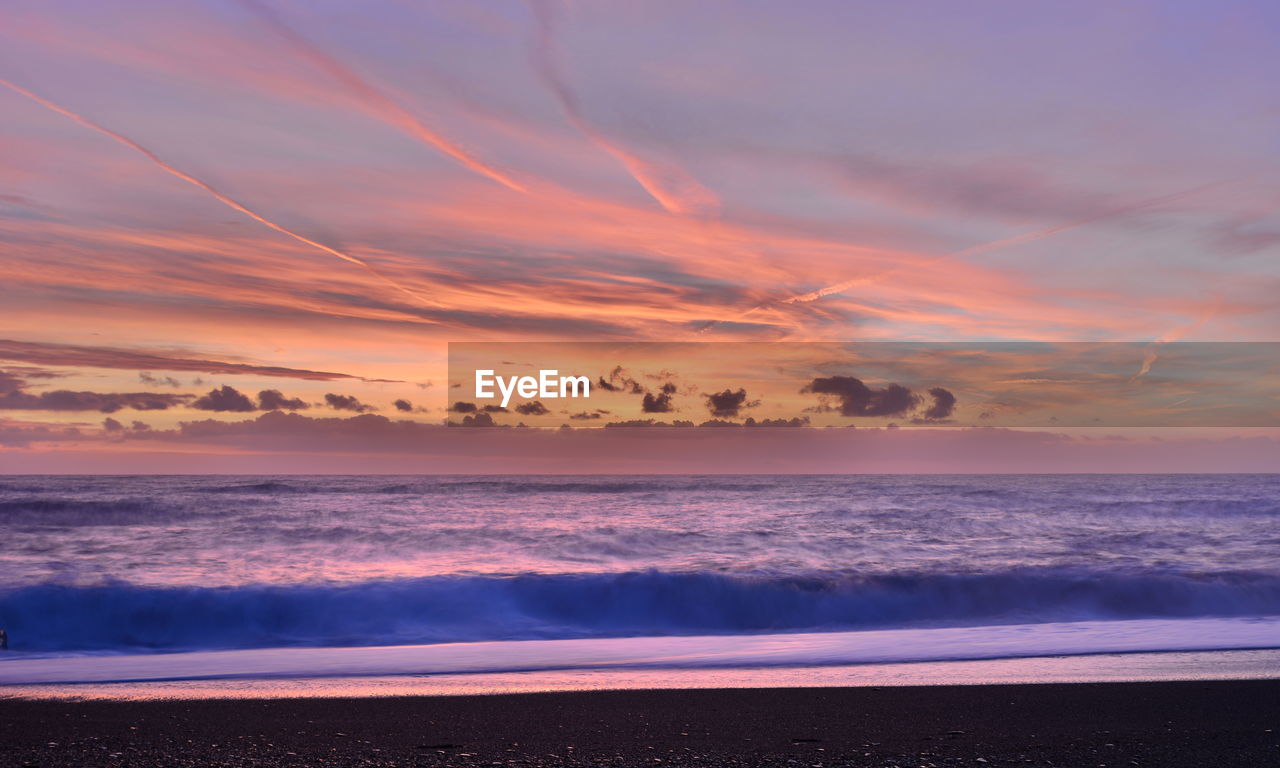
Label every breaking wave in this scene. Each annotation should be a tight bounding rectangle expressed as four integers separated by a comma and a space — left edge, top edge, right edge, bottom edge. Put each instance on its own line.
2, 568, 1278, 652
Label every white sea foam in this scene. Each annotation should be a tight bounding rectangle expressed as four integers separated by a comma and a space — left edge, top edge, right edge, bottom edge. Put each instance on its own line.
2, 616, 1278, 686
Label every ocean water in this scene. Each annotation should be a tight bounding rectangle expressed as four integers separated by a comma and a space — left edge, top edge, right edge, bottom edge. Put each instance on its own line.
1, 474, 1278, 690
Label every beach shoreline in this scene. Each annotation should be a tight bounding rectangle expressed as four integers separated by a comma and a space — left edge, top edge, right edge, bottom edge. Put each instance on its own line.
5, 646, 1280, 701
2, 679, 1278, 767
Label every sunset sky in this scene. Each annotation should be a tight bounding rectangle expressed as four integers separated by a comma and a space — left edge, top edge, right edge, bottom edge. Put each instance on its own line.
2, 0, 1278, 472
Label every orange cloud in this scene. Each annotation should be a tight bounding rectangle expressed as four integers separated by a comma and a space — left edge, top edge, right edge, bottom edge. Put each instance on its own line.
0, 77, 442, 314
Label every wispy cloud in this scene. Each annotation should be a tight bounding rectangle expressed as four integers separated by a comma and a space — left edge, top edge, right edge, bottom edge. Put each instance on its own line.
236, 0, 527, 194
1, 1, 1276, 469
0, 76, 441, 312
528, 0, 718, 216
785, 181, 1233, 306
0, 339, 361, 381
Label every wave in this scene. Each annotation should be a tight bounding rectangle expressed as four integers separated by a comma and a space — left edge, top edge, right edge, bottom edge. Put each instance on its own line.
0, 477, 773, 499
0, 498, 186, 526
366, 478, 780, 495
222, 476, 780, 495
1092, 498, 1280, 517
2, 569, 1279, 653
203, 481, 303, 494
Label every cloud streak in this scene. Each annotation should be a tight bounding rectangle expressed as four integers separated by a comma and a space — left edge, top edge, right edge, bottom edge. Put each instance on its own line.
528, 0, 718, 217
0, 339, 361, 381
236, 0, 527, 194
0, 76, 441, 312
785, 180, 1232, 306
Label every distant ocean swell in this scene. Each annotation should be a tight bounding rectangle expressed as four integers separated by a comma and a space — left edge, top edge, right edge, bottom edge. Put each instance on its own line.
3, 568, 1279, 653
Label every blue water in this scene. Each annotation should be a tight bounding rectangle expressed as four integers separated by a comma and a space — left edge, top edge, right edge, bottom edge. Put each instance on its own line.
0, 475, 1278, 656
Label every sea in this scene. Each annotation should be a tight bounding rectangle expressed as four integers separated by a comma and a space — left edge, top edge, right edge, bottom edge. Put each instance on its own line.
1, 474, 1278, 698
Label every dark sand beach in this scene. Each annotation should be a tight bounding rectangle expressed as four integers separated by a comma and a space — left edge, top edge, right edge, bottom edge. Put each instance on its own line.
3, 680, 1278, 767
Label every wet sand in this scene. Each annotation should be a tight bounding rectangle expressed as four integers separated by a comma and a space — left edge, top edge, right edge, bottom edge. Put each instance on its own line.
2, 679, 1278, 767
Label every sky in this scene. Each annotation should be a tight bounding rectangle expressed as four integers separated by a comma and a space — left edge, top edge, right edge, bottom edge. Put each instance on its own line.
1, 0, 1278, 472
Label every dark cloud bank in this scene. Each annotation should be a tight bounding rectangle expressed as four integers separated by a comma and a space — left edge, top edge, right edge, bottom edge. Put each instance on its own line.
5, 411, 1275, 474
0, 368, 193, 413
